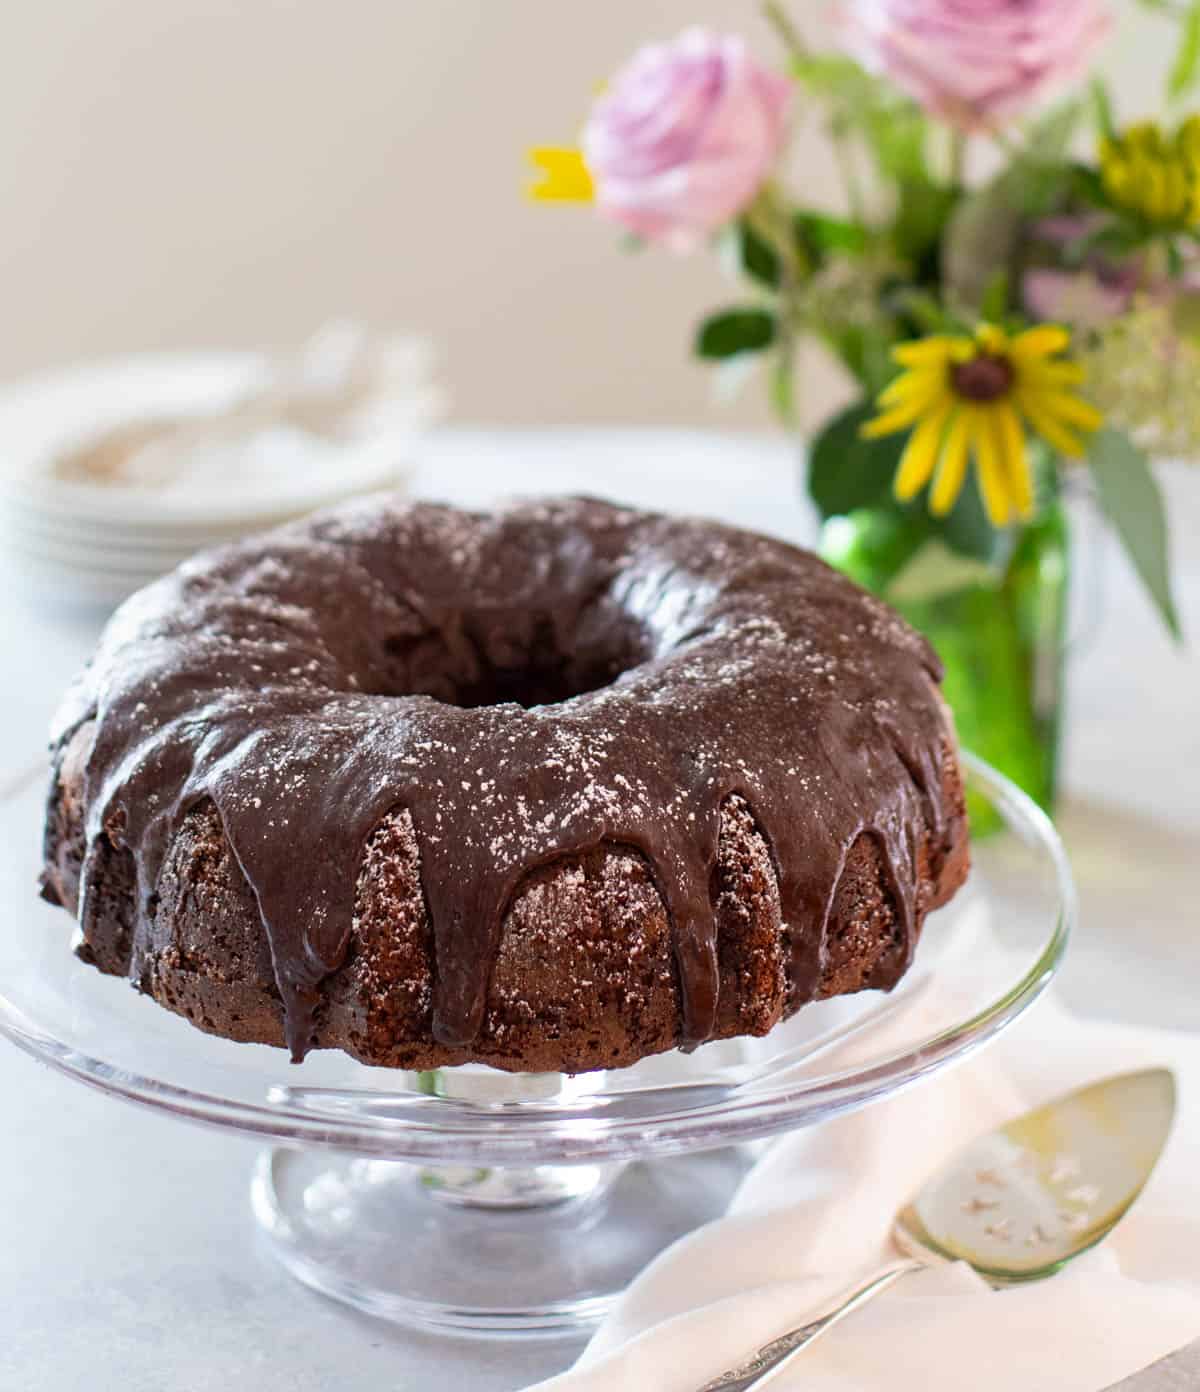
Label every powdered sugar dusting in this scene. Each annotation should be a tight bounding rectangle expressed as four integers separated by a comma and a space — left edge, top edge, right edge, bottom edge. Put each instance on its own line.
62, 494, 956, 1062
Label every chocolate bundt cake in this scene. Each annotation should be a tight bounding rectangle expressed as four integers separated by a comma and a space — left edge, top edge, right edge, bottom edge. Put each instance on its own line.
40, 495, 969, 1074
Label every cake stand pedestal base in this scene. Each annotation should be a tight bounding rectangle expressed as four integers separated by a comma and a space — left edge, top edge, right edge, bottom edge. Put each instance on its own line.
252, 1145, 752, 1336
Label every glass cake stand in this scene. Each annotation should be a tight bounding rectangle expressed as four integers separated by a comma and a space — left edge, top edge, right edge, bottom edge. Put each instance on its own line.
0, 754, 1074, 1337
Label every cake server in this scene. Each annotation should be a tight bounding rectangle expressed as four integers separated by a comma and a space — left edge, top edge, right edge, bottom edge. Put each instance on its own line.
697, 1068, 1176, 1392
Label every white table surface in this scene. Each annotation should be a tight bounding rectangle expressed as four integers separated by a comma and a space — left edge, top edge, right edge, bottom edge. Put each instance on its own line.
1, 427, 1197, 1392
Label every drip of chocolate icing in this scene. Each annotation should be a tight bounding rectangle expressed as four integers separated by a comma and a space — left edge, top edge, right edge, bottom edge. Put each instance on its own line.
55, 496, 953, 1061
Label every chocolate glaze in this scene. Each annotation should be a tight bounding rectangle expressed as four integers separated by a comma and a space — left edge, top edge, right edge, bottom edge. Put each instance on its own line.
46, 496, 954, 1062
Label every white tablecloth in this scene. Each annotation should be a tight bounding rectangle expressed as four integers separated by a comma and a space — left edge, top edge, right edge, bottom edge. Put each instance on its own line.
1, 427, 1197, 1391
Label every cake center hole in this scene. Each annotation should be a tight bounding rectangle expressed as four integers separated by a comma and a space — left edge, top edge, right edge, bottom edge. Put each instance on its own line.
378, 614, 650, 710
451, 658, 625, 710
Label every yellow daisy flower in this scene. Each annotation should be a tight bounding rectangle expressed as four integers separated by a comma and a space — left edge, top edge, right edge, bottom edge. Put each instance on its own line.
527, 147, 595, 202
862, 324, 1103, 528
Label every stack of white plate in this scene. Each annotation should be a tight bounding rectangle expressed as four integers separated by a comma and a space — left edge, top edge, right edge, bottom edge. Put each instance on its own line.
0, 328, 441, 609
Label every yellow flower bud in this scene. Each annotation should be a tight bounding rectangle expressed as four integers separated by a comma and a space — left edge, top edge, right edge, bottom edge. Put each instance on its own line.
1100, 117, 1200, 229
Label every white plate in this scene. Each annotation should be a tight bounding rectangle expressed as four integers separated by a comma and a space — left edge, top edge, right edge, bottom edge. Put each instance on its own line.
12, 561, 163, 607
2, 534, 183, 579
1, 513, 232, 557
2, 504, 294, 556
0, 351, 418, 528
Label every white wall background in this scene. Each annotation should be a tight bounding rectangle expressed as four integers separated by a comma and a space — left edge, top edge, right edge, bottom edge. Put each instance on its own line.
0, 2, 1175, 426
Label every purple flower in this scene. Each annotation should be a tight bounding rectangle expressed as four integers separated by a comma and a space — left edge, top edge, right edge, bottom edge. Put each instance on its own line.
582, 29, 791, 251
833, 0, 1110, 129
1020, 215, 1200, 328
1021, 217, 1139, 328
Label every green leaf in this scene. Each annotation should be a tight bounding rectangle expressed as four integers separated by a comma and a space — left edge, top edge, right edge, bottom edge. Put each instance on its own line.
721, 220, 781, 289
893, 177, 960, 264
938, 467, 1006, 563
1070, 162, 1108, 207
795, 211, 868, 264
1170, 1, 1200, 99
890, 288, 959, 334
858, 103, 930, 186
793, 54, 930, 184
1087, 429, 1182, 639
694, 308, 776, 359
821, 323, 896, 395
806, 401, 903, 519
790, 54, 862, 89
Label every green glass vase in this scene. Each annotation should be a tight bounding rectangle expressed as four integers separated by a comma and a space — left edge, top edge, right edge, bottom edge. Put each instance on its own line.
819, 497, 1069, 828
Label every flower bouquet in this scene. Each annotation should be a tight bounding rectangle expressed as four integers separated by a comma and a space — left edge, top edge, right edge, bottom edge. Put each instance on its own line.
531, 0, 1195, 811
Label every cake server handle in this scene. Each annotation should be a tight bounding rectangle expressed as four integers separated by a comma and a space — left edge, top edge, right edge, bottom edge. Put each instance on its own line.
695, 1259, 922, 1392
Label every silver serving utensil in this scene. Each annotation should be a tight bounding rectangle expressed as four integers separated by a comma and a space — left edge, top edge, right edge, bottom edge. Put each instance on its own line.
699, 1068, 1176, 1392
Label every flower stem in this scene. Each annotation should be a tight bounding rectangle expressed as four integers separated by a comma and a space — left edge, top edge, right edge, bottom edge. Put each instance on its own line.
745, 183, 805, 427
746, 183, 806, 277
949, 129, 968, 187
832, 127, 868, 223
762, 0, 810, 67
993, 129, 1024, 160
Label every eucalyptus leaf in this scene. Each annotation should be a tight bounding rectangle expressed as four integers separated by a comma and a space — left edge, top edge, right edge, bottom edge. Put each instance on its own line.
695, 308, 776, 359
1022, 100, 1084, 166
1087, 429, 1182, 639
936, 105, 1070, 319
886, 539, 1002, 604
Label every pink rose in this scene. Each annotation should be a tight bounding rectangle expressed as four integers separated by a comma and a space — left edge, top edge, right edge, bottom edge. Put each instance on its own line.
582, 29, 791, 251
833, 0, 1110, 129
